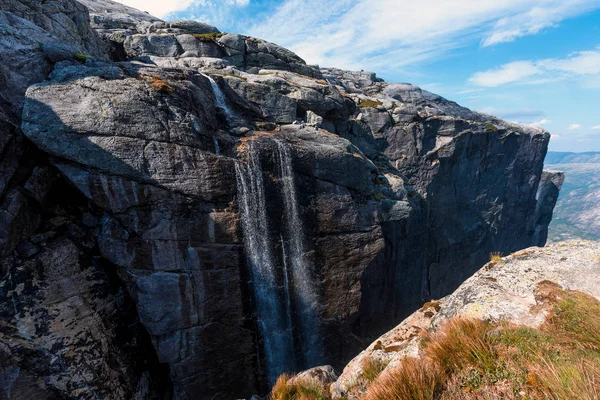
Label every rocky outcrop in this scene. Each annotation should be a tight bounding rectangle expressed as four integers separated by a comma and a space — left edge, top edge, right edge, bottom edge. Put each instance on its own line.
532, 170, 565, 245
330, 240, 600, 399
1, 0, 562, 399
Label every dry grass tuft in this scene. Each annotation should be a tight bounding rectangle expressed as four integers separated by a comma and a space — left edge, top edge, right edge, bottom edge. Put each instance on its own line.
363, 357, 443, 400
271, 373, 329, 400
147, 75, 173, 94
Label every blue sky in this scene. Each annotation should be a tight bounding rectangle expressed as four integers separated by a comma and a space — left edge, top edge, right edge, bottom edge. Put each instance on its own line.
120, 0, 600, 152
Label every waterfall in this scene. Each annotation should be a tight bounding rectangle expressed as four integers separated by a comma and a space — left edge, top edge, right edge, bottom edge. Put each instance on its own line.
235, 141, 296, 385
201, 73, 233, 120
274, 138, 322, 366
235, 138, 323, 385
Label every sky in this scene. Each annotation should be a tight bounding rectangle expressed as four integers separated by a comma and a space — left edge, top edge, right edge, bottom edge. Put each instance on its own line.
120, 0, 600, 152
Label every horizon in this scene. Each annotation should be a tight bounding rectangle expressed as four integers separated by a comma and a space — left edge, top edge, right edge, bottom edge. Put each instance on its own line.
118, 0, 600, 152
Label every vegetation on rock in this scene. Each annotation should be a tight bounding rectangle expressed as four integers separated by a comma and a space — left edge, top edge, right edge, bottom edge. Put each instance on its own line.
273, 283, 600, 399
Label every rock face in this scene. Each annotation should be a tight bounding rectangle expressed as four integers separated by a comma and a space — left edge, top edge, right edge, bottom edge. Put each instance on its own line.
330, 240, 600, 399
1, 0, 562, 399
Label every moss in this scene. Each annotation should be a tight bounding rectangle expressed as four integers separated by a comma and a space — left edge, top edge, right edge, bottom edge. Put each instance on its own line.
73, 53, 88, 63
358, 99, 383, 108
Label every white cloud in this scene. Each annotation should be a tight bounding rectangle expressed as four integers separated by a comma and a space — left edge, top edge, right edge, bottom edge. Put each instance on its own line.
118, 0, 249, 18
118, 0, 194, 17
481, 0, 600, 46
568, 124, 582, 130
592, 125, 600, 130
529, 119, 552, 127
469, 47, 600, 87
469, 61, 541, 87
245, 0, 600, 73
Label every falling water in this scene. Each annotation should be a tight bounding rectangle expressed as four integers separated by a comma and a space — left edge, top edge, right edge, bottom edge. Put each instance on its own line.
236, 138, 323, 385
201, 73, 234, 120
235, 141, 296, 384
274, 138, 322, 366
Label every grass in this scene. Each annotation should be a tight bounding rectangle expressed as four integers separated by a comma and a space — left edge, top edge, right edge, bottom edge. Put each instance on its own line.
271, 373, 329, 400
487, 252, 504, 269
364, 358, 444, 400
358, 99, 383, 108
192, 32, 225, 41
361, 357, 390, 383
147, 75, 173, 94
489, 252, 503, 263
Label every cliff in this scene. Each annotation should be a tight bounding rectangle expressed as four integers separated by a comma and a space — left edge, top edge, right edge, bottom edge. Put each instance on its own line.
0, 1, 561, 399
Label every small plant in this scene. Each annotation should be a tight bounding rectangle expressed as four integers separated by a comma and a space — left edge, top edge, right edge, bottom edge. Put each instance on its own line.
147, 75, 173, 94
358, 99, 383, 108
73, 53, 88, 63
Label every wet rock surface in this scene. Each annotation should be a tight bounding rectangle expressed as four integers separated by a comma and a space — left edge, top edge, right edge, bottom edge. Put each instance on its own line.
1, 0, 562, 399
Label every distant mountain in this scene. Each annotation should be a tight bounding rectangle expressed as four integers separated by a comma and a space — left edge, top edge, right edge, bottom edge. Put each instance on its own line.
546, 152, 600, 242
545, 151, 600, 164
